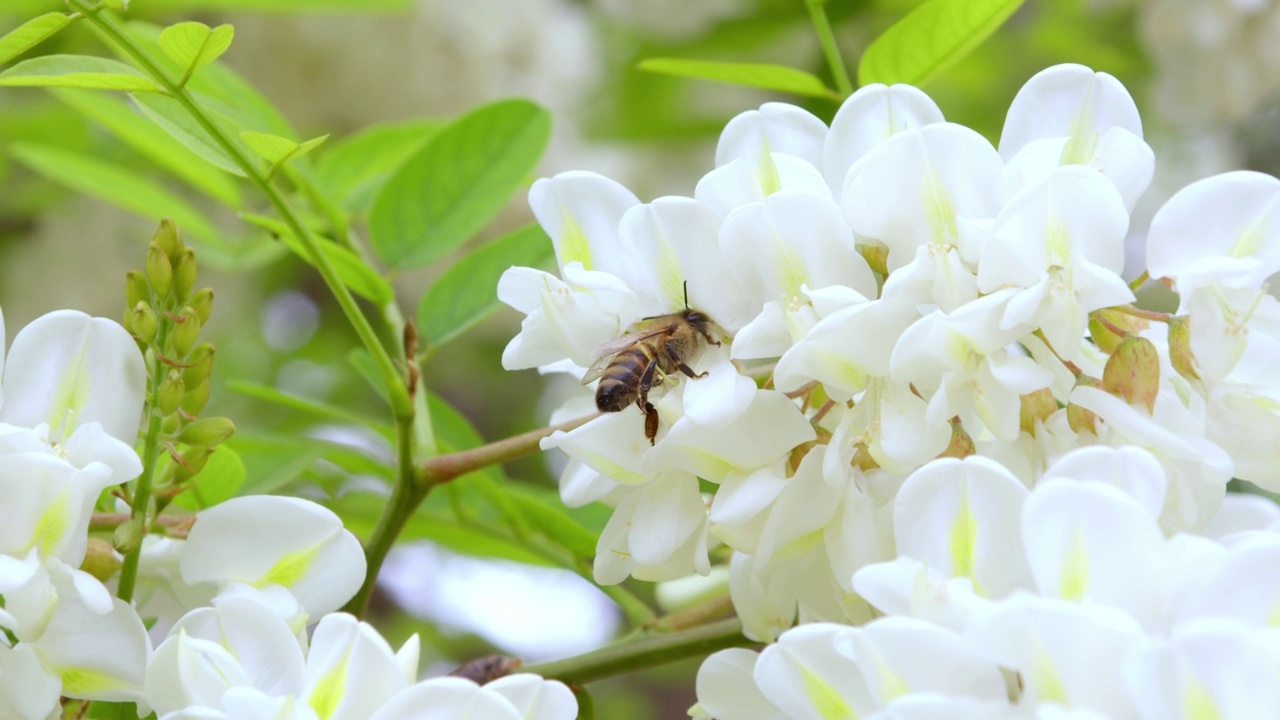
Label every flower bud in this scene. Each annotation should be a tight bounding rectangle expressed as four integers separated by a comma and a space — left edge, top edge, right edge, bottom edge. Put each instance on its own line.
172, 248, 198, 304
1103, 335, 1160, 413
161, 412, 182, 435
1168, 315, 1199, 381
113, 519, 144, 555
178, 417, 236, 447
183, 344, 216, 387
190, 288, 214, 326
158, 371, 185, 416
146, 243, 173, 299
173, 447, 214, 484
169, 307, 202, 357
153, 217, 182, 258
130, 302, 158, 344
936, 421, 975, 459
125, 270, 149, 309
1067, 376, 1104, 435
1088, 307, 1150, 354
1019, 387, 1058, 435
82, 538, 122, 582
181, 380, 211, 416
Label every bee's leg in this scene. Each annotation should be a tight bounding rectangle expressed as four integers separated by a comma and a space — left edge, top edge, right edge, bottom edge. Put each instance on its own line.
677, 362, 708, 380
699, 328, 721, 347
638, 356, 660, 407
642, 401, 659, 445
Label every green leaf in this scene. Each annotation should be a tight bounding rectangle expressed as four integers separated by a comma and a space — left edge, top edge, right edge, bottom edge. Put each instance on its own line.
506, 485, 599, 559
0, 12, 74, 67
418, 224, 553, 347
172, 446, 245, 510
10, 142, 225, 249
0, 55, 159, 92
638, 57, 841, 100
369, 99, 551, 269
240, 130, 328, 168
50, 88, 243, 208
131, 92, 247, 177
226, 380, 391, 434
158, 22, 234, 81
240, 212, 394, 305
857, 0, 1028, 87
314, 119, 446, 212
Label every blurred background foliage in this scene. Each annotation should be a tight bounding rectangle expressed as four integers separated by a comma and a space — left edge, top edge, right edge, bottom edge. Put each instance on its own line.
2, 0, 1278, 716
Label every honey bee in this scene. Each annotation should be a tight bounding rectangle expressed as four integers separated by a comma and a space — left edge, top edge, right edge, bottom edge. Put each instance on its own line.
582, 288, 720, 445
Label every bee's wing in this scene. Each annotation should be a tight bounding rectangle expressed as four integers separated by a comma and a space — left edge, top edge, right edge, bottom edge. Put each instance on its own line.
580, 328, 667, 385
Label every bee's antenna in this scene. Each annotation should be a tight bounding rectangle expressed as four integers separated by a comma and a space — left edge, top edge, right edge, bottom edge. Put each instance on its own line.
683, 280, 690, 310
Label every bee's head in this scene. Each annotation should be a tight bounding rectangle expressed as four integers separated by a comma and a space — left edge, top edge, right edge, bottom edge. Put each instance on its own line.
683, 308, 711, 330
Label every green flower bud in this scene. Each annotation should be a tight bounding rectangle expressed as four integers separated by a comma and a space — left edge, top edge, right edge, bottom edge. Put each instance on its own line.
1067, 375, 1105, 435
112, 519, 144, 555
173, 447, 214, 484
125, 270, 149, 310
1103, 335, 1160, 413
1088, 307, 1150, 354
169, 307, 202, 358
1020, 387, 1059, 435
153, 217, 182, 258
81, 537, 122, 582
183, 344, 216, 387
158, 371, 185, 416
190, 288, 214, 326
161, 412, 182, 435
180, 380, 211, 416
1168, 315, 1199, 381
178, 416, 235, 447
146, 243, 173, 299
172, 248, 198, 304
130, 302, 158, 344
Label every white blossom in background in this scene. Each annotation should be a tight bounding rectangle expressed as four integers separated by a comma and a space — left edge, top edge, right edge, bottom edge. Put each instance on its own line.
499, 61, 1280, 718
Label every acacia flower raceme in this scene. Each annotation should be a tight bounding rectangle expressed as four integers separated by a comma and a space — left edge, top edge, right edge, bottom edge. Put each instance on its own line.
498, 61, 1280, 719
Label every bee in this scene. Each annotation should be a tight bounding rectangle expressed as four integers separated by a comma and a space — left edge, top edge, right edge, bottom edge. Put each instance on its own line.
582, 287, 720, 445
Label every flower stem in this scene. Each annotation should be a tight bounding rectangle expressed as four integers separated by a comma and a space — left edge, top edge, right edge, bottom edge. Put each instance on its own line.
521, 618, 757, 685
91, 512, 194, 538
1114, 305, 1172, 323
421, 413, 598, 486
1129, 270, 1150, 292
805, 0, 854, 98
116, 336, 168, 602
71, 0, 412, 421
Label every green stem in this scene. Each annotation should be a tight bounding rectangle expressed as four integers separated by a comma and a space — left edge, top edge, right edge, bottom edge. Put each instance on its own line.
1128, 270, 1150, 292
805, 0, 853, 97
521, 618, 756, 685
72, 0, 412, 421
421, 413, 597, 486
343, 416, 427, 617
116, 334, 168, 602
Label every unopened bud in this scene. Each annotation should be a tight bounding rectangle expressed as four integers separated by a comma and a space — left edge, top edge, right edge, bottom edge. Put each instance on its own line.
161, 412, 182, 435
1103, 335, 1160, 413
858, 244, 889, 277
169, 307, 201, 357
152, 217, 182, 258
183, 344, 216, 387
173, 447, 214, 484
181, 380, 211, 416
178, 417, 235, 447
936, 421, 975, 459
1168, 315, 1199, 381
190, 288, 214, 325
130, 302, 158, 344
1019, 387, 1058, 435
1088, 307, 1150, 354
146, 243, 173, 299
112, 519, 144, 555
172, 248, 197, 304
1067, 376, 1104, 435
81, 538, 122, 582
125, 270, 149, 309
157, 372, 185, 416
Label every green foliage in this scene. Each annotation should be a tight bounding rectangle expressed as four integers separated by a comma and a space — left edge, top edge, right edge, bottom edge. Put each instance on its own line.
158, 21, 234, 84
0, 54, 159, 91
240, 130, 328, 171
239, 213, 394, 305
858, 0, 1029, 87
638, 57, 840, 100
0, 12, 73, 66
369, 99, 551, 269
132, 93, 247, 176
314, 119, 446, 213
418, 224, 554, 348
172, 446, 245, 510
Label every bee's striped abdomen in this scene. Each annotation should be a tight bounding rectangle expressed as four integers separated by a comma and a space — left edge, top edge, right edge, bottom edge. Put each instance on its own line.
595, 346, 654, 412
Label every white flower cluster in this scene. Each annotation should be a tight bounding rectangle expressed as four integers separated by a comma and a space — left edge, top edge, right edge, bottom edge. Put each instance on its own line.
0, 308, 575, 719
500, 62, 1280, 718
